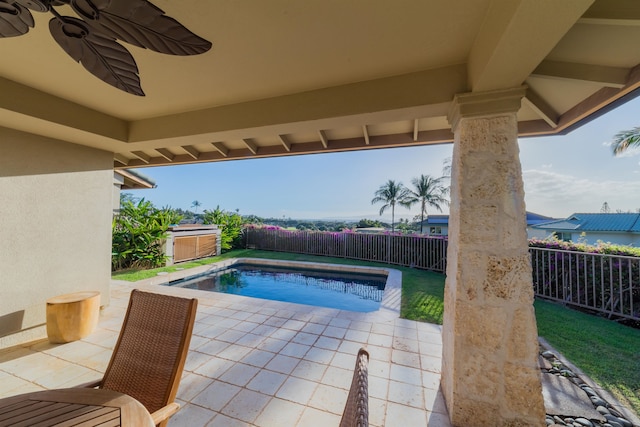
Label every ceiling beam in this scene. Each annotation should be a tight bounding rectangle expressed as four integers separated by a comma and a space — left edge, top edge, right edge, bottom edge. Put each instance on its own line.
413, 119, 419, 141
182, 145, 201, 160
114, 153, 129, 166
131, 151, 151, 164
243, 138, 258, 155
579, 0, 640, 25
523, 87, 559, 128
318, 130, 329, 149
129, 65, 466, 142
279, 134, 292, 152
211, 142, 229, 157
468, 0, 594, 92
532, 60, 629, 88
362, 125, 370, 145
155, 148, 175, 161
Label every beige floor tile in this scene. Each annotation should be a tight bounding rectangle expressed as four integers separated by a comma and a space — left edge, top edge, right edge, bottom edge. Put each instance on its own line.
246, 370, 287, 395
300, 323, 326, 335
392, 348, 421, 367
167, 403, 216, 426
280, 342, 310, 358
198, 339, 231, 356
192, 380, 241, 411
297, 406, 341, 427
184, 350, 214, 372
330, 351, 356, 370
308, 383, 348, 415
368, 375, 390, 400
390, 363, 423, 386
385, 401, 428, 426
206, 413, 248, 427
304, 347, 334, 365
371, 322, 395, 336
292, 332, 318, 346
217, 344, 253, 362
424, 387, 449, 415
314, 336, 340, 350
368, 332, 393, 347
291, 360, 327, 382
337, 340, 363, 356
239, 349, 275, 368
176, 372, 213, 402
194, 357, 235, 379
368, 359, 391, 379
323, 326, 347, 339
388, 379, 425, 408
368, 396, 388, 427
220, 389, 271, 423
276, 376, 318, 405
254, 397, 305, 427
219, 363, 260, 387
321, 365, 351, 390
256, 337, 288, 353
264, 354, 300, 375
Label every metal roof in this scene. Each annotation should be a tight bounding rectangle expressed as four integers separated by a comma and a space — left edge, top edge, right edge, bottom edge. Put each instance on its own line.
532, 213, 640, 232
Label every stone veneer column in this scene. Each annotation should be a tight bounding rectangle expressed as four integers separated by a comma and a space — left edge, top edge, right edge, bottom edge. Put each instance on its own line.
441, 87, 545, 427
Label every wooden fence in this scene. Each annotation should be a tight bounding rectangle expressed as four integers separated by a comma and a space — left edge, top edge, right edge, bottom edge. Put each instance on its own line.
243, 228, 448, 273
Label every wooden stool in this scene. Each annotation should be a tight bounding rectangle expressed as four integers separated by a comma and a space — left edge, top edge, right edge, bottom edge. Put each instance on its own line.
46, 291, 100, 343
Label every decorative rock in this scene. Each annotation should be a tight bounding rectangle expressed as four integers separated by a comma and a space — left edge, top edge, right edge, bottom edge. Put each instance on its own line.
554, 415, 567, 425
581, 386, 597, 397
542, 350, 556, 359
605, 421, 623, 427
596, 406, 611, 415
591, 396, 608, 407
546, 417, 555, 426
574, 418, 593, 427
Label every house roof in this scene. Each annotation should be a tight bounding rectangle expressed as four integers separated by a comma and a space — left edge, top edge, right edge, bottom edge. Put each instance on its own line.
1, 1, 640, 169
423, 212, 552, 226
532, 213, 640, 232
114, 169, 156, 190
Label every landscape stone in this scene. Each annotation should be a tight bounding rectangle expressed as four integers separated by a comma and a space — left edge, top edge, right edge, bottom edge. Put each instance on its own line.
541, 374, 606, 422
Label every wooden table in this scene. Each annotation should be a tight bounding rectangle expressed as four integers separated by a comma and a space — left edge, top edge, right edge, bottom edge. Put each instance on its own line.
0, 388, 154, 427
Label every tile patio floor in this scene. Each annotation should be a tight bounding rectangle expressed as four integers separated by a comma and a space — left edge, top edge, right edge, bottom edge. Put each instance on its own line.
0, 263, 450, 427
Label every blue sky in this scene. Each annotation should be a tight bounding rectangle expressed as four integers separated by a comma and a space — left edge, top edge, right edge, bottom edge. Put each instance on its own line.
132, 96, 640, 222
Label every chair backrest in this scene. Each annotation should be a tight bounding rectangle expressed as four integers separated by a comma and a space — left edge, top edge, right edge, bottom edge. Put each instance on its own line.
340, 348, 369, 427
100, 289, 197, 416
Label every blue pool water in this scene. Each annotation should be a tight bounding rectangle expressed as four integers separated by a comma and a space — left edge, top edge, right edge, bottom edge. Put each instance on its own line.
168, 264, 386, 312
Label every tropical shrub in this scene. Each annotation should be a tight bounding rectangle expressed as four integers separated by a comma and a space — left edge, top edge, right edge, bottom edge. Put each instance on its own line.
202, 206, 243, 251
112, 199, 182, 271
529, 237, 640, 321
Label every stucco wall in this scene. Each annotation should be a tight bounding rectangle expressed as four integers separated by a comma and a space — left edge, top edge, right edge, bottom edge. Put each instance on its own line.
0, 127, 113, 348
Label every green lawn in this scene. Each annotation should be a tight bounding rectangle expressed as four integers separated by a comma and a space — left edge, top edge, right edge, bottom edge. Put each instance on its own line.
535, 299, 640, 416
112, 249, 639, 415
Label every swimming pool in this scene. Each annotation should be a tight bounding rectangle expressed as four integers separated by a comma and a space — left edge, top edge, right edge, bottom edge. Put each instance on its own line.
167, 262, 387, 312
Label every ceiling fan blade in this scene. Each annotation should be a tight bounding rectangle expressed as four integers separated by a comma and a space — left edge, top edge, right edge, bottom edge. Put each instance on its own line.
49, 16, 144, 96
70, 0, 212, 56
0, 1, 34, 37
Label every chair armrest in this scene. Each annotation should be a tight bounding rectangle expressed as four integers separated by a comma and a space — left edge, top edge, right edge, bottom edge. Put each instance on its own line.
151, 402, 181, 424
77, 379, 102, 388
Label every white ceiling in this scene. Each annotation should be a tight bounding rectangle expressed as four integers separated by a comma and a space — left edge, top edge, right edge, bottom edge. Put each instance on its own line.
1, 0, 639, 169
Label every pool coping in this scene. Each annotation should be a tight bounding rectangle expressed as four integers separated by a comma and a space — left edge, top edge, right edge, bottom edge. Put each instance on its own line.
131, 258, 402, 318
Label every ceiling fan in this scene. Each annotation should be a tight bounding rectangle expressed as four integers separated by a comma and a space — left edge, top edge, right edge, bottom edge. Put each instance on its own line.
0, 0, 212, 96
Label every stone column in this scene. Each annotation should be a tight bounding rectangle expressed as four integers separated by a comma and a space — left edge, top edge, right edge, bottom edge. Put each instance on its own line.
441, 87, 545, 426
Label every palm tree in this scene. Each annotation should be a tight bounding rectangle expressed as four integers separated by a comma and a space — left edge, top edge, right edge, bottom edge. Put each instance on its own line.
405, 174, 449, 233
611, 127, 640, 155
191, 200, 202, 214
371, 180, 411, 233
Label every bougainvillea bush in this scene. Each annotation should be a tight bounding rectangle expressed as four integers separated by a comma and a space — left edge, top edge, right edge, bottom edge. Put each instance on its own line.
529, 237, 640, 321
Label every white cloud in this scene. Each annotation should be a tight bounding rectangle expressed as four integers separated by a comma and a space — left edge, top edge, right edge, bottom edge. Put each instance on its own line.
522, 169, 640, 217
541, 163, 552, 169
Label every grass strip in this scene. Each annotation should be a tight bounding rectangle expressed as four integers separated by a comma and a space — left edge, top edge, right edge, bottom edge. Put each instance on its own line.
535, 299, 640, 416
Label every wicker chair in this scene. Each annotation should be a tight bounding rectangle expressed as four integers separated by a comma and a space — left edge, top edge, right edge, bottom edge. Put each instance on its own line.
340, 348, 370, 427
81, 289, 198, 427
